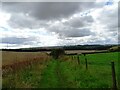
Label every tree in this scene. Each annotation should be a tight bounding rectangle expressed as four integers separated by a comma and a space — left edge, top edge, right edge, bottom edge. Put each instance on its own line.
50, 48, 65, 59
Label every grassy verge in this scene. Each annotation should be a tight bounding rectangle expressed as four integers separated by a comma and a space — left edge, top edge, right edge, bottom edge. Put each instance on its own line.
39, 60, 59, 88
2, 59, 49, 88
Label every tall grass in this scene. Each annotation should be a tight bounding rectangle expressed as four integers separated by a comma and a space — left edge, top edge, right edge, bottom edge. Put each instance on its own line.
2, 51, 49, 65
2, 59, 49, 88
2, 51, 50, 88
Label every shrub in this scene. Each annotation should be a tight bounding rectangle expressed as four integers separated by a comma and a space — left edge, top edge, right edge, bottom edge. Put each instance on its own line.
50, 48, 65, 59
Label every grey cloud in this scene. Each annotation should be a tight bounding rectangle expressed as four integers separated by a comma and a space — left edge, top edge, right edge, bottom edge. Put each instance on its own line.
2, 2, 97, 29
2, 2, 101, 20
47, 15, 94, 38
3, 2, 82, 20
8, 13, 48, 29
64, 28, 94, 37
2, 37, 35, 45
8, 13, 36, 29
49, 24, 94, 37
3, 2, 87, 29
64, 16, 94, 28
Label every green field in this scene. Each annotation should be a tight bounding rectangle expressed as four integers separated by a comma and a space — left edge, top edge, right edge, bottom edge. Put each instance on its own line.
2, 52, 119, 88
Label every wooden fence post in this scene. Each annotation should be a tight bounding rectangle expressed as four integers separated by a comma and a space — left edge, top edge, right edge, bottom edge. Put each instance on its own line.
111, 62, 117, 90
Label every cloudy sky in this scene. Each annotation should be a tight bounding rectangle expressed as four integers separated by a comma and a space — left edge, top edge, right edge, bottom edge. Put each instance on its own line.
0, 0, 119, 49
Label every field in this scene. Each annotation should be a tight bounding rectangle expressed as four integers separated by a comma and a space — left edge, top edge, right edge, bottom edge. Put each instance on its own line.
2, 51, 50, 65
2, 51, 119, 88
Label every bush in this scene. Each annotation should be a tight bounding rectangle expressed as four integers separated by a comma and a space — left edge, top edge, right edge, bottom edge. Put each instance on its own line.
50, 48, 65, 59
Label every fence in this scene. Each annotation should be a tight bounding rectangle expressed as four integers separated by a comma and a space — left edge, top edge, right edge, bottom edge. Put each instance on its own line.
69, 53, 118, 89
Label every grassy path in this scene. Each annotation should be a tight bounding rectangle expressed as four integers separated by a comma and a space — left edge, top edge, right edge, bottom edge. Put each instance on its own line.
56, 60, 69, 88
39, 60, 69, 88
39, 60, 59, 88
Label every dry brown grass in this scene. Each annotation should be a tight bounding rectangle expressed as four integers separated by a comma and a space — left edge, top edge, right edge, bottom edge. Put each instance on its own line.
2, 51, 51, 76
2, 51, 50, 66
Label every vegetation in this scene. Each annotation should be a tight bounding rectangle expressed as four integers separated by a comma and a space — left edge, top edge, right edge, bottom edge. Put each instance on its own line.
3, 60, 49, 88
1, 44, 119, 52
37, 52, 119, 88
2, 51, 119, 88
2, 51, 49, 65
63, 45, 116, 50
50, 48, 65, 59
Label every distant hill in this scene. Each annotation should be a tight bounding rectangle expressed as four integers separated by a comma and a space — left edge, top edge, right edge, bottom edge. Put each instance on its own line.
63, 45, 114, 50
1, 44, 119, 52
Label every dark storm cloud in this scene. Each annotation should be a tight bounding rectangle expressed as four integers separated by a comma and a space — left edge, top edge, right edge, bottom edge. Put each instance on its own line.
2, 37, 35, 45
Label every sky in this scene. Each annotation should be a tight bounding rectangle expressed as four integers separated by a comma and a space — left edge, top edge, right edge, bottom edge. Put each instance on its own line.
0, 0, 119, 49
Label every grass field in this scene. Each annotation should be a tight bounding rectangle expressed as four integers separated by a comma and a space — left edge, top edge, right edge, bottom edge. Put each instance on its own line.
2, 51, 119, 88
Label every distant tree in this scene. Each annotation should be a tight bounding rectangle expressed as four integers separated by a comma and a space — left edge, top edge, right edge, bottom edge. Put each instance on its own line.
50, 48, 65, 59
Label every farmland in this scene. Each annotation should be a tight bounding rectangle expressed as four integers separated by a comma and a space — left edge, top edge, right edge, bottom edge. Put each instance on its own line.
2, 51, 119, 88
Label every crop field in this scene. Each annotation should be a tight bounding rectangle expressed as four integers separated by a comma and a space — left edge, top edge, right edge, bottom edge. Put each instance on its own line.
2, 51, 50, 65
2, 51, 120, 88
65, 50, 107, 54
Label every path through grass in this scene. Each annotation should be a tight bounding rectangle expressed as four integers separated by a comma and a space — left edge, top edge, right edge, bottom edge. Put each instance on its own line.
39, 60, 70, 88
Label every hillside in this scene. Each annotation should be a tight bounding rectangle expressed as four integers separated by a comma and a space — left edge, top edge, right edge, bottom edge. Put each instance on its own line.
1, 44, 119, 52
